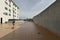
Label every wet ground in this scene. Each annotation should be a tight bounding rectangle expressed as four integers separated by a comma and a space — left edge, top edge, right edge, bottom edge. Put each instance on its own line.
0, 22, 60, 40
0, 21, 25, 38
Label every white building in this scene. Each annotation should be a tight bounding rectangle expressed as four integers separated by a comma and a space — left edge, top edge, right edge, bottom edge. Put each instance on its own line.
0, 0, 19, 23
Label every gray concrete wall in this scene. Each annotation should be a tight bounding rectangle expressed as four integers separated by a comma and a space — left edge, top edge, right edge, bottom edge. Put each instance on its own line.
33, 0, 60, 36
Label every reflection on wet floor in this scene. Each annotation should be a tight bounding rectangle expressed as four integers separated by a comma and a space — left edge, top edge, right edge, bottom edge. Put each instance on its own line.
0, 22, 60, 40
0, 22, 24, 38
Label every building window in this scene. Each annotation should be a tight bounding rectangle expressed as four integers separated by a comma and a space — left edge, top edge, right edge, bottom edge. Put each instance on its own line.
13, 8, 16, 11
5, 7, 8, 10
9, 0, 11, 4
3, 12, 8, 15
15, 9, 16, 10
13, 15, 16, 17
13, 4, 15, 6
13, 8, 14, 10
6, 0, 7, 1
9, 5, 11, 7
9, 9, 11, 12
13, 10, 15, 13
14, 15, 16, 17
14, 12, 16, 14
9, 14, 11, 16
9, 1, 11, 7
5, 1, 8, 5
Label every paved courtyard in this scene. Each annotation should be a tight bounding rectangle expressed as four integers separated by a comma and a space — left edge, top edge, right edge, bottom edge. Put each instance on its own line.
0, 22, 60, 40
0, 21, 25, 38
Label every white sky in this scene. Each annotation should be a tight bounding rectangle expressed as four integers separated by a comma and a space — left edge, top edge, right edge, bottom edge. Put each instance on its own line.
13, 0, 56, 19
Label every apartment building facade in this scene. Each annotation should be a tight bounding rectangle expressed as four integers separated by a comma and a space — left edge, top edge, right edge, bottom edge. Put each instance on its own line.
0, 0, 19, 23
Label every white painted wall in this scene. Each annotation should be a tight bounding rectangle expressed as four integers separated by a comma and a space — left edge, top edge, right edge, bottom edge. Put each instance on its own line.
0, 0, 19, 23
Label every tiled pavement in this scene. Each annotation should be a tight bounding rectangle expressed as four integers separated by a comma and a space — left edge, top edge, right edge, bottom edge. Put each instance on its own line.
0, 21, 25, 38
0, 22, 60, 40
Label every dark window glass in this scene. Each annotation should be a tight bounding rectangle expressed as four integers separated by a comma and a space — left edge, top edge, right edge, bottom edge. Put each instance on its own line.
13, 15, 16, 17
9, 4, 11, 7
13, 15, 14, 17
15, 12, 16, 14
15, 15, 16, 17
13, 4, 15, 6
5, 1, 8, 5
13, 10, 15, 13
3, 12, 8, 15
9, 14, 11, 16
9, 0, 11, 7
15, 9, 16, 10
9, 9, 11, 12
5, 7, 8, 10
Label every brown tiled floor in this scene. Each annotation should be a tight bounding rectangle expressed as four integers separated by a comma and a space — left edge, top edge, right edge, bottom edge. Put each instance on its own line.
0, 22, 60, 40
0, 22, 25, 38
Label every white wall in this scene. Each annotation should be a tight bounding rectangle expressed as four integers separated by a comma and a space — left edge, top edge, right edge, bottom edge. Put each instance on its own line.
0, 0, 19, 23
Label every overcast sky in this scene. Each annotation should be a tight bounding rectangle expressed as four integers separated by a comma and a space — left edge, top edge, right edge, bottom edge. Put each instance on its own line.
13, 0, 56, 19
